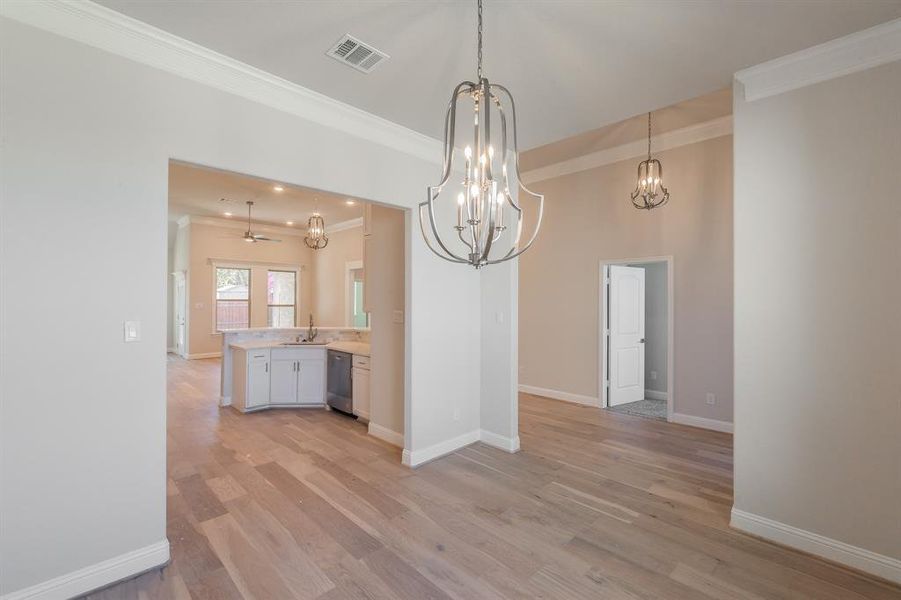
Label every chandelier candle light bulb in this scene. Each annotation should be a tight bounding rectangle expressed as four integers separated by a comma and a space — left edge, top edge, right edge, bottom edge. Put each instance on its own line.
419, 0, 543, 268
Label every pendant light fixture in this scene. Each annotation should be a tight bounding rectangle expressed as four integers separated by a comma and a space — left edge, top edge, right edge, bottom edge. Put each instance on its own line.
419, 0, 543, 268
631, 112, 669, 210
304, 212, 328, 250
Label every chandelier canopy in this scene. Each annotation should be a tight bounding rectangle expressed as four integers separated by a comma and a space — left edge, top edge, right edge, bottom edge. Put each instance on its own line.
419, 0, 543, 268
304, 213, 328, 250
630, 112, 670, 210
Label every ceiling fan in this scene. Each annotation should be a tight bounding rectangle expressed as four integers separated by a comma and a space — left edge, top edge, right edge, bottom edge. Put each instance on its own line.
242, 200, 281, 243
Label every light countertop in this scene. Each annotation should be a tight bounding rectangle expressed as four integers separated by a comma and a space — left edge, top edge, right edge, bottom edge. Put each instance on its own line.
325, 341, 371, 357
229, 340, 370, 357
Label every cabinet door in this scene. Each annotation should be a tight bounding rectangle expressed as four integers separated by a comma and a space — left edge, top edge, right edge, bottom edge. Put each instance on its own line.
269, 358, 298, 405
297, 358, 325, 405
352, 367, 371, 419
246, 358, 270, 408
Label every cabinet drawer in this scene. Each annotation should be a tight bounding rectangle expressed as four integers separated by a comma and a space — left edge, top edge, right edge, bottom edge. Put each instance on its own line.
248, 349, 270, 363
352, 354, 370, 369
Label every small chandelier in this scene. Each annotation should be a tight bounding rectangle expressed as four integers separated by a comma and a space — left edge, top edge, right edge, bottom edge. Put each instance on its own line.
631, 112, 669, 210
304, 213, 328, 249
419, 0, 543, 268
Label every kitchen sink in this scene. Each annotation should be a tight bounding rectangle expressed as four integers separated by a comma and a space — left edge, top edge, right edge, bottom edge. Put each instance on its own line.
280, 341, 321, 345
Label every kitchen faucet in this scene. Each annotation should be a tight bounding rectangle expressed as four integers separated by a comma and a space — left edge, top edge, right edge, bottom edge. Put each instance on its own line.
306, 313, 318, 342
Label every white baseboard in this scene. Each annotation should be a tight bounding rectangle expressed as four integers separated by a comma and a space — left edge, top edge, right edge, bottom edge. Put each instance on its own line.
479, 430, 520, 453
670, 412, 733, 433
402, 430, 480, 468
186, 352, 221, 360
166, 347, 176, 354
1, 540, 170, 600
731, 509, 901, 584
645, 389, 668, 401
219, 395, 232, 407
519, 384, 599, 407
368, 422, 403, 448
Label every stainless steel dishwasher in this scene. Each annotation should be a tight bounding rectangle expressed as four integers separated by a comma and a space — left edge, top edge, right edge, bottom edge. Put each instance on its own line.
327, 350, 353, 414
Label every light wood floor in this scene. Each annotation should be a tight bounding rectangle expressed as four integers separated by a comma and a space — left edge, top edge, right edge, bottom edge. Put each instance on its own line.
84, 356, 899, 599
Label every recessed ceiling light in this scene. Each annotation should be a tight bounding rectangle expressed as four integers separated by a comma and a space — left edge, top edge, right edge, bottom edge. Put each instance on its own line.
273, 185, 284, 192
223, 212, 233, 217
286, 221, 294, 226
345, 200, 356, 206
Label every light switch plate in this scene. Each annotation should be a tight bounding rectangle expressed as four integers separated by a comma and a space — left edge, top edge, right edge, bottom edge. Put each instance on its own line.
706, 393, 716, 405
124, 320, 141, 343
392, 310, 404, 324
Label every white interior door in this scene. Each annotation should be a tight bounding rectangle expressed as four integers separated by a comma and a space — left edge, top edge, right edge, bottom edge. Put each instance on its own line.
174, 272, 186, 357
608, 265, 645, 406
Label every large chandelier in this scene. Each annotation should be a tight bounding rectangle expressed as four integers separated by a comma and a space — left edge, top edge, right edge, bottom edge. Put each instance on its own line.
630, 112, 669, 210
419, 0, 543, 268
304, 213, 328, 249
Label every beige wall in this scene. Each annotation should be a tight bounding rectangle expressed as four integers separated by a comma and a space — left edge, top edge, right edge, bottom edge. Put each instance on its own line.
519, 134, 734, 422
733, 62, 901, 563
367, 205, 406, 436
186, 221, 313, 356
311, 226, 364, 327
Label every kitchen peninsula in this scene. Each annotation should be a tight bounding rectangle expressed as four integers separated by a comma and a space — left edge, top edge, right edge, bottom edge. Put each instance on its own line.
219, 326, 369, 411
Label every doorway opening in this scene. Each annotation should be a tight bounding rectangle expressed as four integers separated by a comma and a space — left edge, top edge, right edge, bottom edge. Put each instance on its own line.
166, 160, 408, 457
600, 256, 673, 421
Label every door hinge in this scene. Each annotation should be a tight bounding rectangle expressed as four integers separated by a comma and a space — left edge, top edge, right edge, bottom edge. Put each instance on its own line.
604, 380, 610, 388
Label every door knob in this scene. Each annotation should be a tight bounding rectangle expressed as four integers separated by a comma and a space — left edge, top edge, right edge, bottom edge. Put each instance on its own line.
639, 338, 646, 343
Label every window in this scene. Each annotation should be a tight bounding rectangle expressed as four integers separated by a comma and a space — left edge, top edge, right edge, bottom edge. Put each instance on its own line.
268, 270, 296, 327
347, 266, 369, 328
215, 267, 250, 331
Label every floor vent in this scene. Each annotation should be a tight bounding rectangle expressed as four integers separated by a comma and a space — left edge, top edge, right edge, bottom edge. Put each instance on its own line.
326, 34, 388, 73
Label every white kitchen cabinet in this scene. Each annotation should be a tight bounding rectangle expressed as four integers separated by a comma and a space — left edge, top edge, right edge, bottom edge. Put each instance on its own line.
269, 347, 326, 407
233, 348, 270, 412
298, 358, 326, 405
269, 355, 298, 405
352, 354, 371, 421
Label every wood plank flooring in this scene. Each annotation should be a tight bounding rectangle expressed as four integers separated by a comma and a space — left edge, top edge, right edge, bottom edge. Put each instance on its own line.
83, 356, 899, 599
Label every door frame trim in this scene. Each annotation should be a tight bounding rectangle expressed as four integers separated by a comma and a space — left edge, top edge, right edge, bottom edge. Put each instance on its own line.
599, 256, 674, 421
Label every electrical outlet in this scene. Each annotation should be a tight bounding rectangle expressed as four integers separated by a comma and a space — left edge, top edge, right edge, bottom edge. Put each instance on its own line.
392, 310, 404, 324
650, 371, 657, 380
706, 393, 716, 405
453, 408, 460, 421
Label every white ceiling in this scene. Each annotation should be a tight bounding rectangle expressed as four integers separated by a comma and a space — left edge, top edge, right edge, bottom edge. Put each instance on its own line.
168, 161, 364, 227
97, 1, 901, 149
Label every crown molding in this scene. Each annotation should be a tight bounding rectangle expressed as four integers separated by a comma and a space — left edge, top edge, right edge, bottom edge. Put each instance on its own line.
521, 116, 732, 185
736, 18, 901, 102
0, 0, 442, 164
327, 217, 363, 233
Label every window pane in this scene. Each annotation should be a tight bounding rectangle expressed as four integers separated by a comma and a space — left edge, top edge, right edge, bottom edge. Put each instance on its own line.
217, 300, 249, 330
216, 268, 250, 300
353, 281, 368, 327
268, 271, 295, 305
268, 306, 295, 328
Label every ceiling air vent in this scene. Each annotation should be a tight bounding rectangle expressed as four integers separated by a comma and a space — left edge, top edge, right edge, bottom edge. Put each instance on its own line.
326, 34, 389, 73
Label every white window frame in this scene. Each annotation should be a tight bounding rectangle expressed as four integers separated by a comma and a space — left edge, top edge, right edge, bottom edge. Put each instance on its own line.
267, 269, 298, 328
210, 259, 301, 333
213, 264, 251, 333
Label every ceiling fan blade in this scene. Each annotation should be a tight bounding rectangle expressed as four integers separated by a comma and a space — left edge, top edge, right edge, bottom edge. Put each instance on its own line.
252, 234, 281, 243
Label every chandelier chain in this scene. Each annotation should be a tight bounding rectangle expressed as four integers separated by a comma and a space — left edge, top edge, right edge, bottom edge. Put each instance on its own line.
477, 0, 483, 80
647, 112, 652, 160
